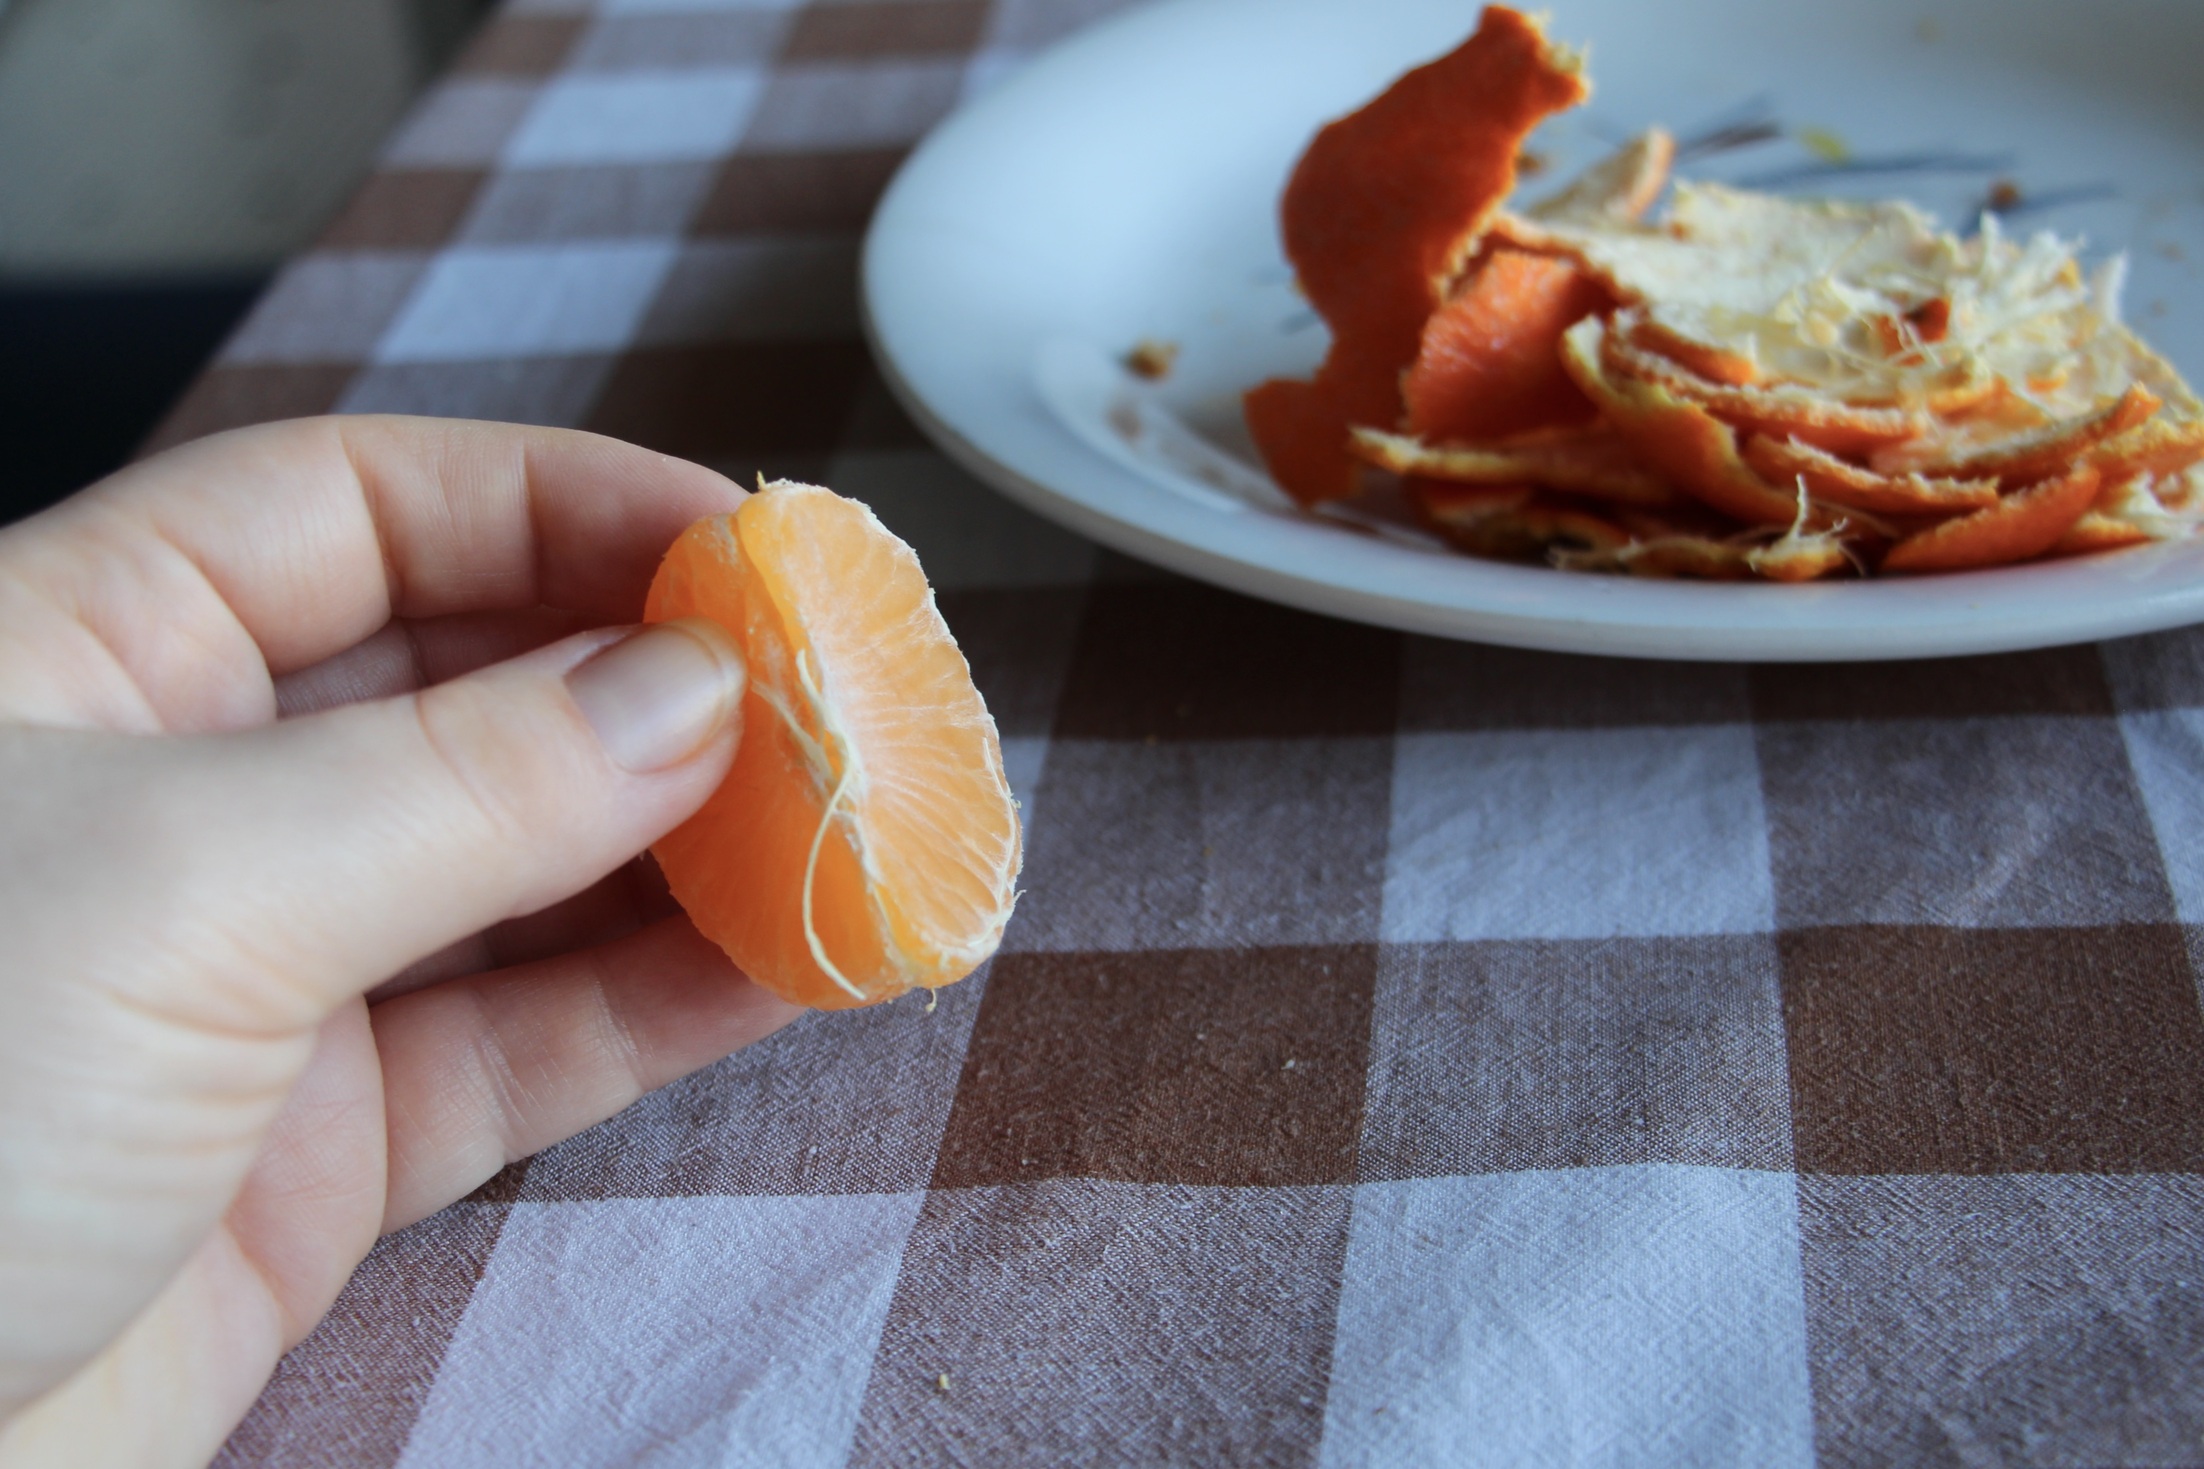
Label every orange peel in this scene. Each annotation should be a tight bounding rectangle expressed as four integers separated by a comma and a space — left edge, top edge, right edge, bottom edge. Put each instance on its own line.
1410, 479, 1634, 560
2048, 510, 2155, 558
1881, 462, 2103, 573
1600, 311, 1927, 456
2084, 415, 2204, 484
1560, 317, 1829, 527
1402, 247, 1610, 443
1243, 16, 2204, 578
1621, 314, 1761, 388
1245, 5, 1588, 504
1352, 424, 1678, 506
1525, 128, 1675, 227
1873, 383, 2161, 483
1741, 435, 1999, 516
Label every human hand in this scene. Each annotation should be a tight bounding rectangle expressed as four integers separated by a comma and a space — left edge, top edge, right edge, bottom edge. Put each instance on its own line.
0, 417, 803, 1467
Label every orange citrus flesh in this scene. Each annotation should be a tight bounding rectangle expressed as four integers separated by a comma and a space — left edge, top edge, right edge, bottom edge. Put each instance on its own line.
1244, 4, 1587, 505
646, 482, 1022, 1010
1404, 248, 1609, 443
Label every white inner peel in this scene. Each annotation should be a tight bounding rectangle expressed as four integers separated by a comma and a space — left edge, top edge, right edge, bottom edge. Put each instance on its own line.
758, 646, 868, 1002
1518, 183, 2141, 418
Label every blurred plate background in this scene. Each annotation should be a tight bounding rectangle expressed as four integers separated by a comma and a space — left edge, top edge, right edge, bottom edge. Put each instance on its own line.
865, 0, 2204, 660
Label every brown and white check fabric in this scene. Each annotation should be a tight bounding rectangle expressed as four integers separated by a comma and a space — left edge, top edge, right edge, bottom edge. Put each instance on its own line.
162, 1, 2204, 1463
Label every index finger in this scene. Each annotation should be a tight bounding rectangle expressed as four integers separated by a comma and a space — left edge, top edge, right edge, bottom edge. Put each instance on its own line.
64, 415, 745, 678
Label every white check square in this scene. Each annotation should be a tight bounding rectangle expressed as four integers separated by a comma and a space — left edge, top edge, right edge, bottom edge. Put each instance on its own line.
1383, 726, 1775, 941
2121, 708, 2204, 920
1320, 1168, 1815, 1469
398, 1194, 926, 1468
506, 70, 765, 167
375, 243, 677, 362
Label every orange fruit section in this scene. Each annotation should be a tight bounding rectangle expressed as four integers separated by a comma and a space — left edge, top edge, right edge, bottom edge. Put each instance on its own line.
645, 483, 1022, 1010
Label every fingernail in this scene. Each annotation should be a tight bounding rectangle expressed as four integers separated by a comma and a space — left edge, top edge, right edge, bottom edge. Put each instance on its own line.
566, 619, 746, 773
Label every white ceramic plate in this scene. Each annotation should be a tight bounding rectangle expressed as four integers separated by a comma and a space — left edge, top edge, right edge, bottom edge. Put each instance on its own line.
862, 0, 2204, 660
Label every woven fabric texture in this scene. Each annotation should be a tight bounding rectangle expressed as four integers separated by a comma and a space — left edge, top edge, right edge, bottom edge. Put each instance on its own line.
165, 1, 2204, 1464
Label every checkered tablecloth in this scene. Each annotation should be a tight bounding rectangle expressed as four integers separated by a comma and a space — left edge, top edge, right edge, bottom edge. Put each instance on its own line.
164, 1, 2204, 1464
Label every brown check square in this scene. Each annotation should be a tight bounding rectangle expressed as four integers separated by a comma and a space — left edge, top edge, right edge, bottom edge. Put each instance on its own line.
932, 945, 1375, 1189
215, 1203, 511, 1469
1401, 636, 1749, 731
847, 1178, 1351, 1469
571, 12, 791, 71
781, 1, 991, 61
984, 0, 1144, 51
1054, 579, 1400, 740
1750, 646, 2114, 721
1360, 936, 1794, 1180
934, 588, 1089, 738
340, 356, 616, 429
834, 365, 936, 451
584, 341, 877, 462
2103, 623, 2204, 711
450, 13, 587, 76
1799, 1173, 2204, 1465
519, 974, 988, 1199
458, 161, 719, 244
1782, 924, 2204, 1174
691, 148, 909, 235
1007, 738, 1393, 952
1757, 715, 2175, 928
316, 170, 486, 250
141, 365, 357, 457
739, 59, 967, 153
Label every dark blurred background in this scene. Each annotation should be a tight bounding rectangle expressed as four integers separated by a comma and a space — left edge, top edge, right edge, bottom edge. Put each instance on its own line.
0, 0, 496, 523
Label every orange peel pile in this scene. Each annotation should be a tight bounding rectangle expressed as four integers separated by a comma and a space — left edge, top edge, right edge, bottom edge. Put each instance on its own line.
1244, 5, 2204, 579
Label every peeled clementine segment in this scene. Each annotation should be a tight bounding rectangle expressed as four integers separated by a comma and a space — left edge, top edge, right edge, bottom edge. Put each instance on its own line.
1873, 383, 2160, 483
1560, 317, 1820, 527
1742, 435, 1998, 516
1600, 313, 1926, 456
1525, 129, 1674, 228
1881, 463, 2102, 573
1246, 5, 1588, 504
1403, 248, 1610, 442
645, 483, 1021, 1010
1352, 425, 1676, 506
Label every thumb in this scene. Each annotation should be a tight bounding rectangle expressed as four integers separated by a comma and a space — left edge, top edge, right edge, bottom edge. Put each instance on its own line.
94, 617, 745, 1031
